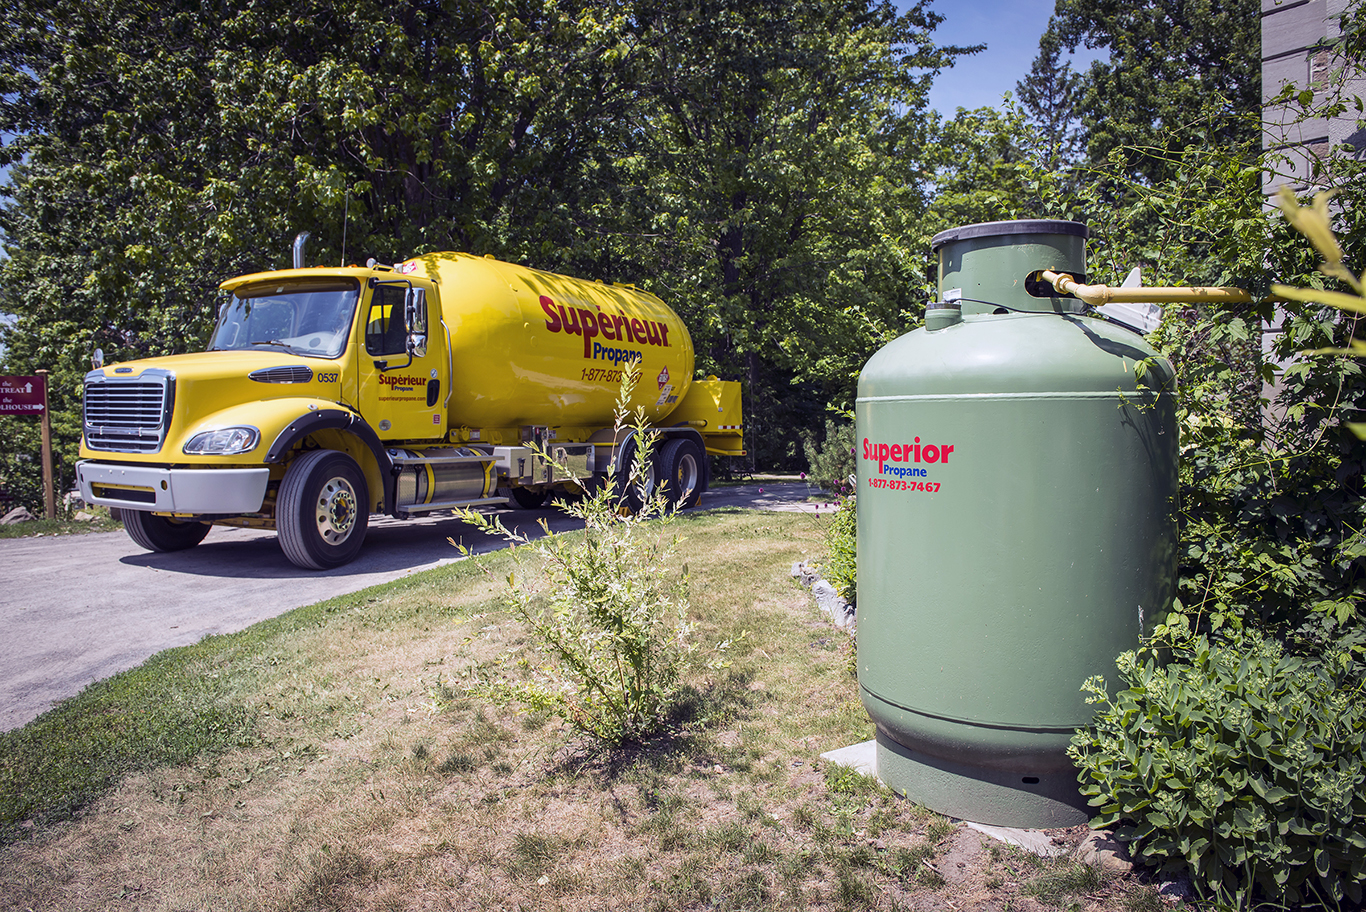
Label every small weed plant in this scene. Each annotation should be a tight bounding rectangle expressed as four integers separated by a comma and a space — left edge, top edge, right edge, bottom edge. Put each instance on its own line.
1069, 627, 1366, 909
452, 367, 721, 746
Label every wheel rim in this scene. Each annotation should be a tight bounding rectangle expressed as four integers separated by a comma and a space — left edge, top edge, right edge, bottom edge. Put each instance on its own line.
315, 475, 359, 545
674, 452, 699, 501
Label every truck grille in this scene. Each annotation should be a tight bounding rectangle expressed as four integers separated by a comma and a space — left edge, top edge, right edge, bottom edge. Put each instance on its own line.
84, 369, 174, 453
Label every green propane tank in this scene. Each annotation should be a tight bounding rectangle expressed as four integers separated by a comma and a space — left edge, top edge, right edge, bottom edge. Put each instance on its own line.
855, 220, 1178, 827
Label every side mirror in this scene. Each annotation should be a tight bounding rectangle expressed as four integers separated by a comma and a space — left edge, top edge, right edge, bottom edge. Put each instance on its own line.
405, 287, 428, 358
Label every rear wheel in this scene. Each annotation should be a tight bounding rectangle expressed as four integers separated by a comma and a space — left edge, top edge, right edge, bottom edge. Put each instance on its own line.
277, 449, 369, 570
123, 510, 211, 552
658, 438, 706, 508
612, 435, 657, 512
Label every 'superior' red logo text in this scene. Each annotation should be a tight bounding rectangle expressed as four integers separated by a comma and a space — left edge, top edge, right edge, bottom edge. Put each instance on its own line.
863, 436, 954, 475
541, 295, 671, 358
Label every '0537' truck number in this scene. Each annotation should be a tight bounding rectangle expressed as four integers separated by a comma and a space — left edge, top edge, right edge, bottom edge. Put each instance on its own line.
316, 372, 340, 383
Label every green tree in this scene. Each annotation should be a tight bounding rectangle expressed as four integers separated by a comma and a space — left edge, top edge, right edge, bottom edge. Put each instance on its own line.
604, 0, 974, 468
1037, 7, 1366, 899
1040, 0, 1260, 186
920, 102, 1080, 238
1014, 24, 1083, 172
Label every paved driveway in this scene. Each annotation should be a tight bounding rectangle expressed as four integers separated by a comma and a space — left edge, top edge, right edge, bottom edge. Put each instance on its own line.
0, 483, 825, 731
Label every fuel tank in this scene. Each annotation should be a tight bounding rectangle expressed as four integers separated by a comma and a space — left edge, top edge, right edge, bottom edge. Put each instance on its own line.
397, 253, 695, 430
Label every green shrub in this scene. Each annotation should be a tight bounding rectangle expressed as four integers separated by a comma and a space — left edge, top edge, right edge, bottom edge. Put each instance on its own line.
1069, 629, 1366, 909
802, 419, 856, 497
823, 495, 856, 603
453, 368, 720, 746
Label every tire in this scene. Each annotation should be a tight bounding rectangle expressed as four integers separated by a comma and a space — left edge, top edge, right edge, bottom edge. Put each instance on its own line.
612, 435, 657, 512
510, 486, 549, 509
277, 449, 369, 570
658, 438, 706, 509
123, 510, 211, 552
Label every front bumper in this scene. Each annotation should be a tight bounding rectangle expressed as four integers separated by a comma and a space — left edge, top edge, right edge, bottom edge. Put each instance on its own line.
76, 461, 270, 514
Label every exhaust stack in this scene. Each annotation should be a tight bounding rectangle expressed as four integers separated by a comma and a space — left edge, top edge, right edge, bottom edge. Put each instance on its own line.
293, 231, 311, 269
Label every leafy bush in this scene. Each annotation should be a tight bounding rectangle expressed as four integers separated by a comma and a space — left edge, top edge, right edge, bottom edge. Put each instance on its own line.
823, 495, 856, 603
1069, 629, 1366, 909
802, 419, 856, 497
1065, 130, 1366, 912
452, 369, 717, 746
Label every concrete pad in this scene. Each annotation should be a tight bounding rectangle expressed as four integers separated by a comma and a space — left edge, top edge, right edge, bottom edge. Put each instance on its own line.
964, 822, 1070, 857
819, 739, 878, 778
820, 738, 1070, 857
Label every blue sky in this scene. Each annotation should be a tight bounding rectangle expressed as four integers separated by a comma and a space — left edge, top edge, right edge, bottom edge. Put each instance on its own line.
912, 0, 1108, 115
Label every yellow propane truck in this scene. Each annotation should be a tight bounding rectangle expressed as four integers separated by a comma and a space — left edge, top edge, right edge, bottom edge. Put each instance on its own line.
75, 239, 745, 569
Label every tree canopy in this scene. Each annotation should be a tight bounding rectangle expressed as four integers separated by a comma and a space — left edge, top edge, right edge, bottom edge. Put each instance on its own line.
1033, 0, 1260, 185
0, 0, 974, 489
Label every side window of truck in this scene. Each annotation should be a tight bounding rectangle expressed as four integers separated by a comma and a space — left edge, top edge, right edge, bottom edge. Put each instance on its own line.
365, 285, 409, 356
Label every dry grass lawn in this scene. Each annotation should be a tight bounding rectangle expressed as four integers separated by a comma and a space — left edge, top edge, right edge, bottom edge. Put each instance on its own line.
0, 509, 1163, 911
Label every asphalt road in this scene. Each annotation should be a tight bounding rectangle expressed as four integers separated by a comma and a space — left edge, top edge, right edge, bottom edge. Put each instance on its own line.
0, 483, 826, 732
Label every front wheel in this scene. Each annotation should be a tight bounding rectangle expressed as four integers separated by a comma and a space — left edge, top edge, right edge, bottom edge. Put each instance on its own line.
277, 450, 370, 570
123, 510, 211, 552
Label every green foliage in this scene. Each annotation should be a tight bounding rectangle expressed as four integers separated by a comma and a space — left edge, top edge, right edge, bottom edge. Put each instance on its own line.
1273, 189, 1366, 372
1041, 0, 1260, 186
1160, 166, 1366, 645
1060, 40, 1366, 904
1034, 84, 1366, 648
922, 101, 1077, 234
822, 496, 857, 604
1031, 9, 1366, 904
1069, 631, 1366, 909
1014, 28, 1082, 171
452, 370, 719, 746
823, 762, 882, 799
1015, 0, 1263, 295
800, 419, 856, 496
605, 0, 972, 469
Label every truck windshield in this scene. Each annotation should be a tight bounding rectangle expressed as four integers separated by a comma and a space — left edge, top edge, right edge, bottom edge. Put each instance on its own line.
208, 279, 359, 359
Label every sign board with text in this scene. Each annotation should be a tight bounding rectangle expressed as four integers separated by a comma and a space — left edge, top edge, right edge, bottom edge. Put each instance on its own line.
0, 376, 46, 414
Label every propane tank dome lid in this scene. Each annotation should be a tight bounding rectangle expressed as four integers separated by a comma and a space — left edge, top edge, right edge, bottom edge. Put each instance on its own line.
930, 219, 1089, 252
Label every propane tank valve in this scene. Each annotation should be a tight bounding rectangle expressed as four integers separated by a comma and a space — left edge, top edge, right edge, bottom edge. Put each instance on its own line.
925, 301, 963, 331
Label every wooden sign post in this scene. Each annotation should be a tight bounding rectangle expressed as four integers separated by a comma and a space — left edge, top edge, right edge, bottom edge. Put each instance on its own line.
37, 371, 54, 519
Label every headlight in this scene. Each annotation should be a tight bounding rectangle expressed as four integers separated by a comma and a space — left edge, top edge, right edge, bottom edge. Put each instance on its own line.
183, 426, 260, 455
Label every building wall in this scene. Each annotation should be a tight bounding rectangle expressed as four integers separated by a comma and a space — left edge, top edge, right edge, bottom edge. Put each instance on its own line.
1262, 0, 1366, 193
